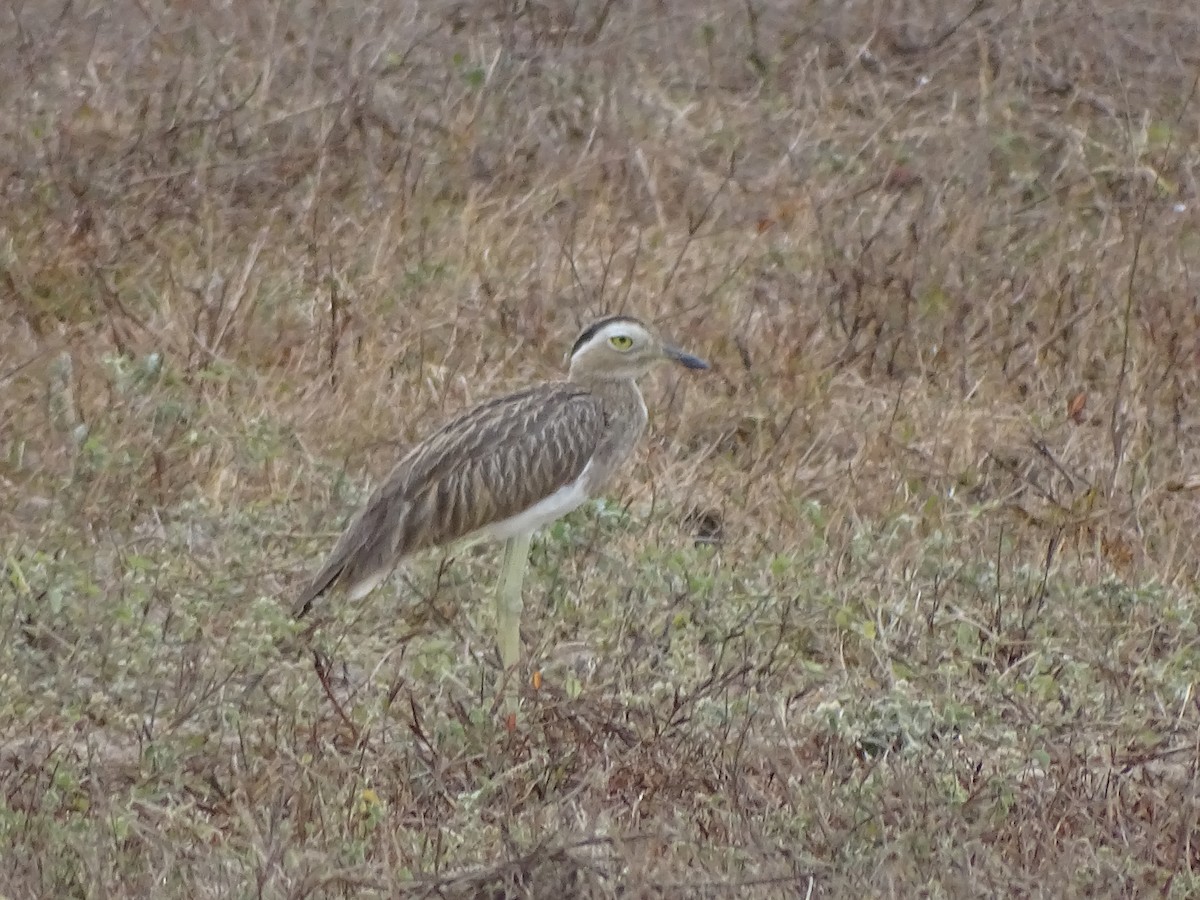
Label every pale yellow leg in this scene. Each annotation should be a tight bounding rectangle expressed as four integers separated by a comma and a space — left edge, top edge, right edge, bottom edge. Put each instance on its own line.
496, 532, 531, 670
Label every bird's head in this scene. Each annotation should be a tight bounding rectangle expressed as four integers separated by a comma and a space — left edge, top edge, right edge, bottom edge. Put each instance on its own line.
565, 315, 709, 381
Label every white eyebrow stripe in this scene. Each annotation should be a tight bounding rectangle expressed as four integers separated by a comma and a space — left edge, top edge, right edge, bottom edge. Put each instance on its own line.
580, 321, 639, 351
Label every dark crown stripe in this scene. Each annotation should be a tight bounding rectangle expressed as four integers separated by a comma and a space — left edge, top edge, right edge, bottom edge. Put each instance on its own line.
569, 315, 643, 359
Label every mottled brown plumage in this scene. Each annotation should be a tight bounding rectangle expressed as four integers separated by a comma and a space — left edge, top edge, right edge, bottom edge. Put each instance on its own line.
294, 315, 708, 667
295, 384, 606, 616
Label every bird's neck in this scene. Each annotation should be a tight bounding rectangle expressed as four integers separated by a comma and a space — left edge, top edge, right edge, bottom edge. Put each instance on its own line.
572, 373, 644, 407
571, 375, 649, 486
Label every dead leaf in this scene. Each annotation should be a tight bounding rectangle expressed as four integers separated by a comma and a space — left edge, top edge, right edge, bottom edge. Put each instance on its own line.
1067, 391, 1087, 424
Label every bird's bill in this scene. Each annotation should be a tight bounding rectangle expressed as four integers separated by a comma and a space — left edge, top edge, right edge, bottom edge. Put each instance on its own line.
663, 344, 710, 370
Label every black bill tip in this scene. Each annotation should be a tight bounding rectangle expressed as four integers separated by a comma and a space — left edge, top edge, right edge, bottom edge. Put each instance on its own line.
664, 345, 710, 370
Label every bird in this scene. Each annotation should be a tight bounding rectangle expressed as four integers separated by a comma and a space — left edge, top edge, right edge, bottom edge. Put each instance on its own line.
294, 314, 709, 671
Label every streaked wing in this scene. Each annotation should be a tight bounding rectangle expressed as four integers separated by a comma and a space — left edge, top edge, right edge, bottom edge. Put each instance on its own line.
294, 382, 603, 617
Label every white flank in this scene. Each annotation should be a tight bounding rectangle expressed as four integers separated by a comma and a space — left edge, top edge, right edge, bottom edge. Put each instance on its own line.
342, 459, 597, 601
479, 458, 595, 542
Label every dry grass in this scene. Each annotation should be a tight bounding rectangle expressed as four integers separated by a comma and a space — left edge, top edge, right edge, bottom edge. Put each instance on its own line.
3, 0, 1200, 896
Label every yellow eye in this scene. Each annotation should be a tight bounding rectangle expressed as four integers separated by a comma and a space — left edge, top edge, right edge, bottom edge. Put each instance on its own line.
609, 335, 633, 350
